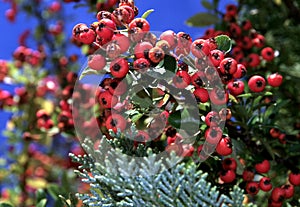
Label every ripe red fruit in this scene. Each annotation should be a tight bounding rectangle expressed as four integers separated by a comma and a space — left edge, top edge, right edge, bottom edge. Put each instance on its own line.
111, 33, 130, 53
220, 170, 236, 183
98, 90, 118, 109
281, 184, 294, 199
96, 18, 116, 40
88, 54, 106, 71
248, 75, 266, 93
271, 187, 286, 203
222, 158, 237, 171
134, 42, 153, 59
5, 8, 16, 22
133, 58, 150, 72
110, 58, 129, 78
191, 71, 204, 88
191, 39, 210, 58
259, 177, 273, 192
247, 53, 261, 67
106, 114, 127, 133
210, 87, 228, 105
261, 47, 275, 61
242, 169, 255, 182
252, 34, 265, 48
227, 80, 244, 96
267, 73, 283, 87
270, 128, 280, 138
172, 70, 191, 89
148, 47, 165, 63
205, 127, 222, 145
209, 49, 224, 67
182, 144, 195, 157
255, 160, 271, 174
219, 58, 237, 75
205, 111, 220, 127
108, 79, 127, 96
246, 182, 260, 195
226, 4, 238, 16
233, 64, 247, 79
288, 172, 300, 186
193, 88, 209, 103
129, 18, 150, 32
159, 30, 178, 50
216, 136, 233, 156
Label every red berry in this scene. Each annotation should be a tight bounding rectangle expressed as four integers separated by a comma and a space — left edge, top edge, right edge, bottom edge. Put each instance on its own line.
191, 39, 210, 58
98, 90, 118, 109
216, 136, 233, 156
205, 111, 220, 127
133, 58, 150, 73
252, 34, 265, 48
112, 33, 130, 53
243, 169, 255, 182
205, 127, 222, 145
209, 49, 224, 67
255, 159, 271, 174
182, 144, 194, 157
281, 184, 294, 199
227, 80, 244, 96
259, 177, 273, 192
193, 88, 209, 103
248, 75, 266, 93
247, 53, 261, 67
88, 54, 106, 71
172, 70, 191, 89
108, 78, 127, 96
268, 199, 283, 207
219, 58, 237, 75
261, 47, 275, 61
289, 172, 300, 186
233, 64, 247, 79
210, 87, 228, 105
129, 18, 150, 32
270, 128, 280, 138
246, 182, 260, 195
134, 42, 153, 59
191, 71, 204, 88
267, 73, 283, 87
96, 18, 116, 41
226, 4, 238, 16
222, 158, 237, 171
220, 170, 236, 183
106, 114, 127, 133
271, 187, 286, 203
159, 30, 178, 50
148, 47, 165, 63
110, 58, 129, 78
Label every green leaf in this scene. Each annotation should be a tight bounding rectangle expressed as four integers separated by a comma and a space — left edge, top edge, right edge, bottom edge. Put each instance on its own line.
215, 35, 232, 54
0, 202, 14, 207
36, 189, 47, 202
186, 12, 219, 27
131, 113, 144, 123
168, 110, 181, 128
237, 93, 252, 98
79, 67, 101, 80
163, 55, 177, 73
36, 199, 47, 207
201, 0, 214, 10
141, 9, 154, 19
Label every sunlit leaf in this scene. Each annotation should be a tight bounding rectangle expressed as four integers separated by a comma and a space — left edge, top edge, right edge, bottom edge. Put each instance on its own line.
141, 9, 154, 19
186, 12, 219, 27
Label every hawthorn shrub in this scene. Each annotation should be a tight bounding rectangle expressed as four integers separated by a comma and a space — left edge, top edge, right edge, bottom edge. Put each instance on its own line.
0, 0, 299, 207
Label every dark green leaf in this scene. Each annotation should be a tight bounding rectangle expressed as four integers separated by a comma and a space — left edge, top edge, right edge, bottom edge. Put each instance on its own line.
186, 12, 219, 27
36, 199, 47, 207
36, 189, 47, 202
201, 0, 214, 10
215, 35, 232, 54
0, 202, 14, 207
168, 110, 181, 128
141, 9, 154, 19
163, 55, 177, 73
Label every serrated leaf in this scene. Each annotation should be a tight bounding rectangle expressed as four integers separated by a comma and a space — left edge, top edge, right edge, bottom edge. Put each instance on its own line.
215, 35, 232, 54
201, 0, 214, 10
36, 199, 47, 207
186, 12, 219, 27
141, 9, 154, 19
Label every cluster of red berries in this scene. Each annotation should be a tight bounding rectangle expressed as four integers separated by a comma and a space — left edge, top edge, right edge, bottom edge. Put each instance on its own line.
202, 4, 283, 94
13, 46, 46, 68
239, 159, 300, 207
